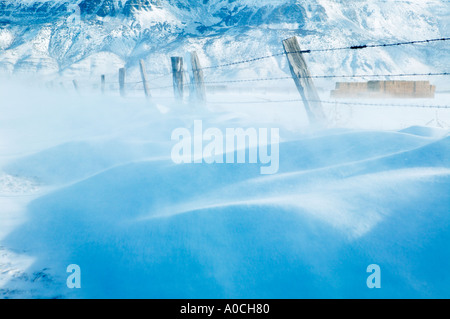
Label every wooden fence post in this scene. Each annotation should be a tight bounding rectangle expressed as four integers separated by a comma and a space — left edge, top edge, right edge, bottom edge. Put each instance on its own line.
101, 75, 105, 94
283, 36, 325, 124
139, 59, 151, 99
72, 80, 79, 93
190, 51, 206, 102
119, 67, 126, 97
171, 57, 184, 100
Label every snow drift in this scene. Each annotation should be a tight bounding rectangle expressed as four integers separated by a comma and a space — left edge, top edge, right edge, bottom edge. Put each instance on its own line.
0, 80, 449, 298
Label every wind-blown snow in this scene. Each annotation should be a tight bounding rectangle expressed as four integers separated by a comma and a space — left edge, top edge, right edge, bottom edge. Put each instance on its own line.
1, 0, 449, 299
0, 78, 449, 298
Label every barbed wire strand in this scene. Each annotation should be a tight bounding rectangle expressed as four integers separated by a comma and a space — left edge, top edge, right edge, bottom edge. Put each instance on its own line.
200, 72, 450, 85
207, 98, 450, 109
201, 37, 450, 70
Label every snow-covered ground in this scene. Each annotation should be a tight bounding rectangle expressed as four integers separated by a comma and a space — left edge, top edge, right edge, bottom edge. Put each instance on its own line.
0, 78, 449, 298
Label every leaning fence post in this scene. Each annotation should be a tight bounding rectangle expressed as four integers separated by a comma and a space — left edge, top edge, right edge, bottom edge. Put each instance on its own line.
283, 36, 325, 124
171, 57, 184, 100
139, 59, 151, 99
101, 75, 105, 94
119, 67, 126, 97
72, 80, 79, 93
190, 51, 206, 103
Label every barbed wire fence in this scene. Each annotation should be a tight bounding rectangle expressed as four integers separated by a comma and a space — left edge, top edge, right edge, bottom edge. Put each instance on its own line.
61, 36, 450, 127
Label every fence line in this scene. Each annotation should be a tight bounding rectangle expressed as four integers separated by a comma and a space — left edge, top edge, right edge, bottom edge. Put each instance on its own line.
207, 98, 450, 109
292, 37, 450, 54
60, 35, 450, 120
70, 72, 450, 90
199, 72, 450, 85
67, 37, 450, 89
199, 37, 450, 70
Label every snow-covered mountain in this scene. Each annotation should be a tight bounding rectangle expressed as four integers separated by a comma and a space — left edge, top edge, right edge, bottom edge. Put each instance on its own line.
0, 0, 448, 85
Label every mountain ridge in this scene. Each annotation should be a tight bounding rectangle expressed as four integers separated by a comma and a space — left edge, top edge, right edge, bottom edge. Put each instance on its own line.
0, 0, 448, 85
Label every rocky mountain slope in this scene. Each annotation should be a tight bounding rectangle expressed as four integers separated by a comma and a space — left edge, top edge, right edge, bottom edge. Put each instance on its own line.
0, 0, 448, 85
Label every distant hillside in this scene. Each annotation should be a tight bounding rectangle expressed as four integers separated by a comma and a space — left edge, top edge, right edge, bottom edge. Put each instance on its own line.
0, 0, 448, 86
